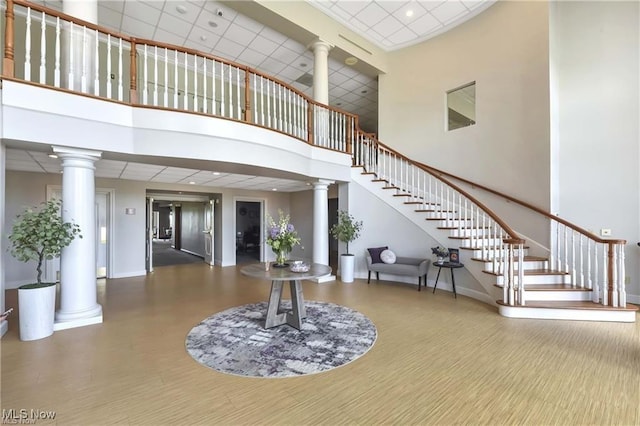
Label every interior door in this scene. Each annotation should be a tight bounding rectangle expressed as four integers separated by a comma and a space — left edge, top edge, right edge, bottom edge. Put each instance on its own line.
146, 197, 154, 272
203, 199, 215, 265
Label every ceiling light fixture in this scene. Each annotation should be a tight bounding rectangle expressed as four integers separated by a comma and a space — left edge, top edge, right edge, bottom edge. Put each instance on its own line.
300, 62, 307, 68
344, 56, 358, 66
176, 5, 187, 14
208, 20, 218, 28
213, 172, 220, 175
272, 188, 277, 191
200, 35, 207, 41
361, 90, 368, 94
189, 181, 196, 185
48, 154, 58, 159
406, 10, 414, 17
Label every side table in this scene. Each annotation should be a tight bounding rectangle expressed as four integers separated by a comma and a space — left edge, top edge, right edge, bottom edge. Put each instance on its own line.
433, 262, 464, 298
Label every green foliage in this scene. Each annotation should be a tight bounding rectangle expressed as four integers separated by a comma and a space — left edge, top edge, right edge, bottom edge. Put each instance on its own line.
330, 210, 363, 255
8, 199, 82, 285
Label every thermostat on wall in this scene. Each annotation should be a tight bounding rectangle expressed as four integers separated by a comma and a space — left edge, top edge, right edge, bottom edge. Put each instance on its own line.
125, 208, 136, 215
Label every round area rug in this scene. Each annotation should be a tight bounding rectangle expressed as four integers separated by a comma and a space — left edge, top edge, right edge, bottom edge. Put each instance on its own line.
185, 301, 377, 378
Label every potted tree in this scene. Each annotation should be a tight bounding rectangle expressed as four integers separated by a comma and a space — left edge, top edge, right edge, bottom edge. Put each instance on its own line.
330, 210, 363, 283
8, 199, 81, 341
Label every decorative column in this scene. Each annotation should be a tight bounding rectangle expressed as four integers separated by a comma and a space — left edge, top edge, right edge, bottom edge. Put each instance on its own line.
312, 180, 335, 283
310, 39, 332, 104
53, 146, 103, 330
62, 0, 98, 93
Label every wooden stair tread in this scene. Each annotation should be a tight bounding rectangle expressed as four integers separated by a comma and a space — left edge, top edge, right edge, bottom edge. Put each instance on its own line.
448, 235, 499, 240
497, 300, 639, 312
471, 255, 545, 262
460, 246, 530, 251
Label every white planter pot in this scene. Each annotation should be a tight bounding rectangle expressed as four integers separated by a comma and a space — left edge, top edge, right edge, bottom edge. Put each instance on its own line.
340, 254, 355, 283
18, 284, 56, 341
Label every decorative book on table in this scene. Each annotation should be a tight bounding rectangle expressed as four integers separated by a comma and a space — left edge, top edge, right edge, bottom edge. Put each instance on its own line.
448, 248, 460, 264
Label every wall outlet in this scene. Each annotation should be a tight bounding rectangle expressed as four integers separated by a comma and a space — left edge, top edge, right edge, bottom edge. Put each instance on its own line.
600, 228, 611, 236
625, 276, 631, 284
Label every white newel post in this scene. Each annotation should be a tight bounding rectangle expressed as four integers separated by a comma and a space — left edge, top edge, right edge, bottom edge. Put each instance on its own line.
53, 146, 103, 330
312, 180, 335, 283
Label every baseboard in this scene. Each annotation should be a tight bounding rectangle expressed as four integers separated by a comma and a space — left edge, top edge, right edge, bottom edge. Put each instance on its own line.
54, 313, 103, 331
111, 270, 147, 279
181, 248, 204, 258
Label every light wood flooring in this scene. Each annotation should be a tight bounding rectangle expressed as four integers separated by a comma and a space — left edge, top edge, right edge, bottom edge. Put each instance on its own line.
2, 264, 639, 425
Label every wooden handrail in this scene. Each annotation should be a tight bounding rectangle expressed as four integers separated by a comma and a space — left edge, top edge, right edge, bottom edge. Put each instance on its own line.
419, 162, 626, 245
357, 132, 524, 244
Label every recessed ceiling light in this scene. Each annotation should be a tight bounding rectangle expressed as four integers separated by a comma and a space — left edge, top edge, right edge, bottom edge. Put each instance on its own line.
336, 102, 342, 106
344, 57, 358, 66
48, 154, 58, 159
406, 10, 414, 17
300, 62, 307, 68
272, 188, 277, 191
189, 181, 195, 185
361, 90, 368, 94
200, 35, 207, 41
208, 20, 218, 28
213, 172, 220, 175
176, 5, 187, 14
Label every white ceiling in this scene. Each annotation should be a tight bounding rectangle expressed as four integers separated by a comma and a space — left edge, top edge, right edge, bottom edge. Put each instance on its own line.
12, 1, 494, 191
307, 0, 495, 51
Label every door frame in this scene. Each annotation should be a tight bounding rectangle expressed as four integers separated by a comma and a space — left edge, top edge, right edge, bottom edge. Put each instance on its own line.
234, 197, 265, 263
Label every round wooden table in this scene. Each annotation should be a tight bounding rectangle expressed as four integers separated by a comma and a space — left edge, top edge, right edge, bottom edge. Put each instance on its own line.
240, 262, 332, 330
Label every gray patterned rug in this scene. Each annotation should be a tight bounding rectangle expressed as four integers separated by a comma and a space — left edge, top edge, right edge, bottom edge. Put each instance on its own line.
185, 301, 377, 378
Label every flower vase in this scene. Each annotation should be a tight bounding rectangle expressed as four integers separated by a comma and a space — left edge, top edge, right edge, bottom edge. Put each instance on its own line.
273, 250, 289, 268
436, 256, 445, 265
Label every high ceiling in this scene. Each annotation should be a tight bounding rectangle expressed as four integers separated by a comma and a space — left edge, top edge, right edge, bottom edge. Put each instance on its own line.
11, 0, 495, 191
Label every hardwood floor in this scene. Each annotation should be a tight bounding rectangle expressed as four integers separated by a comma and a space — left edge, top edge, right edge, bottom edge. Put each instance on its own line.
2, 264, 639, 425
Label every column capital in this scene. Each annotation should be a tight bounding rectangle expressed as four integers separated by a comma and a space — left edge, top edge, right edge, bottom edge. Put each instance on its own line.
308, 39, 333, 54
52, 146, 102, 161
311, 179, 334, 191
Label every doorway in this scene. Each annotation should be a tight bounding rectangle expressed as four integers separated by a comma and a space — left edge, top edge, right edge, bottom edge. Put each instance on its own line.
235, 200, 263, 264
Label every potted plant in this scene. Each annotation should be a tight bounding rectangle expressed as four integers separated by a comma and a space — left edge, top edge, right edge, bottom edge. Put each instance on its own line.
330, 210, 363, 283
8, 199, 81, 341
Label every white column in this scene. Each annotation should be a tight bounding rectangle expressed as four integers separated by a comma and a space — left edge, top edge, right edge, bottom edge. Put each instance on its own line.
53, 146, 103, 330
62, 0, 98, 93
310, 40, 332, 104
0, 143, 7, 338
312, 180, 335, 283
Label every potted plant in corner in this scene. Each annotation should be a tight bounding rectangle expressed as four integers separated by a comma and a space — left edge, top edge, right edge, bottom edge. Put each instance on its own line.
330, 210, 363, 283
8, 199, 81, 341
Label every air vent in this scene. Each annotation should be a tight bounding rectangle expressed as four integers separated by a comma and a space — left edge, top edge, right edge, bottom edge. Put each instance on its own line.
295, 73, 314, 87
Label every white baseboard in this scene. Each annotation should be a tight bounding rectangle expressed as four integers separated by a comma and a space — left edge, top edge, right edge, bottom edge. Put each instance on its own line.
111, 270, 147, 279
54, 313, 103, 331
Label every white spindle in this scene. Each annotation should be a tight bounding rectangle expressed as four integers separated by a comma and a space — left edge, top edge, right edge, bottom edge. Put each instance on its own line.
106, 35, 112, 98
579, 235, 585, 288
236, 67, 241, 119
602, 245, 608, 306
183, 53, 188, 110
143, 45, 148, 104
117, 39, 122, 101
25, 8, 32, 81
611, 245, 618, 307
173, 51, 178, 108
252, 74, 257, 123
563, 226, 569, 273
81, 26, 87, 93
587, 239, 592, 290
593, 244, 600, 303
153, 46, 158, 106
193, 55, 198, 112
619, 244, 626, 306
212, 60, 216, 114
203, 58, 207, 113
164, 49, 168, 107
94, 29, 99, 96
221, 62, 225, 116
571, 231, 576, 285
55, 17, 60, 87
39, 11, 46, 84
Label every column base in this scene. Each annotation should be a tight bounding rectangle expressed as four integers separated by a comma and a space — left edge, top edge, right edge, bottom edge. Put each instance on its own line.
54, 304, 103, 331
311, 274, 336, 283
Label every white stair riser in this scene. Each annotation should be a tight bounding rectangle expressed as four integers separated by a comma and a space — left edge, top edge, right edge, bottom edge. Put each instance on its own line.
495, 274, 571, 285
468, 249, 531, 258
448, 228, 494, 237
457, 238, 505, 248
524, 291, 593, 302
498, 305, 636, 322
483, 260, 548, 272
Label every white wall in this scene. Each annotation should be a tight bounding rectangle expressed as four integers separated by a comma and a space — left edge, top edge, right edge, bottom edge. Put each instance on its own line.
550, 1, 640, 299
379, 1, 551, 210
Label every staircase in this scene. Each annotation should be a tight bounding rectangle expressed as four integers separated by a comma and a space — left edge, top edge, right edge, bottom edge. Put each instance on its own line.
353, 162, 638, 323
